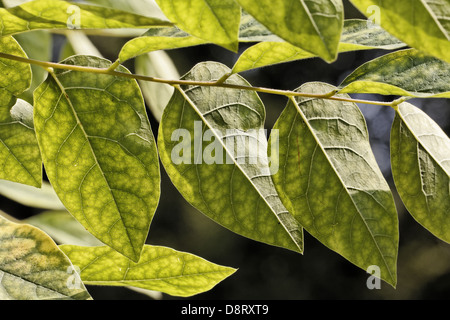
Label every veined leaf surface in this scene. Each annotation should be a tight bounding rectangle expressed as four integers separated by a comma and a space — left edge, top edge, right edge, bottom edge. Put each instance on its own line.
155, 0, 241, 51
33, 55, 160, 262
158, 62, 304, 253
60, 244, 236, 297
391, 102, 450, 243
0, 0, 171, 36
350, 0, 450, 63
271, 82, 399, 286
0, 215, 91, 300
339, 49, 450, 98
236, 0, 344, 62
232, 19, 405, 73
0, 36, 41, 187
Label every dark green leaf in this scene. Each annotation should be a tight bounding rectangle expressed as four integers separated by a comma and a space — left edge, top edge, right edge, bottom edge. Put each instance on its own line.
271, 82, 399, 286
391, 102, 450, 243
158, 62, 304, 253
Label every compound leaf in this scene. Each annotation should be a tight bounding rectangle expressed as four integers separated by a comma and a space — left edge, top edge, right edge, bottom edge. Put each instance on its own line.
339, 49, 450, 98
271, 82, 399, 287
391, 102, 450, 243
158, 61, 304, 253
60, 244, 237, 297
235, 0, 344, 62
0, 215, 91, 300
33, 55, 160, 263
349, 0, 450, 63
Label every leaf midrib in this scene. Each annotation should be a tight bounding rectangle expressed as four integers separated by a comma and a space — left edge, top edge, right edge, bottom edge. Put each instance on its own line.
397, 105, 450, 177
175, 85, 303, 252
290, 95, 395, 284
49, 73, 138, 261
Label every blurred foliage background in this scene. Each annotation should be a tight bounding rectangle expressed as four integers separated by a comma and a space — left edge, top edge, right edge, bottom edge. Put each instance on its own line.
1, 0, 450, 300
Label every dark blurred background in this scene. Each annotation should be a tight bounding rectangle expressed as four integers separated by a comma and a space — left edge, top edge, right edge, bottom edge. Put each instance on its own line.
1, 0, 450, 300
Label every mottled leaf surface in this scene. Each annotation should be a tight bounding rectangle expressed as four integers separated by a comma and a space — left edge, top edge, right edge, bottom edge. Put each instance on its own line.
33, 55, 160, 262
158, 62, 303, 253
271, 82, 398, 286
60, 244, 236, 297
350, 0, 450, 63
0, 0, 171, 36
236, 0, 344, 62
0, 36, 42, 187
155, 0, 241, 51
391, 102, 450, 243
339, 49, 450, 97
0, 215, 91, 300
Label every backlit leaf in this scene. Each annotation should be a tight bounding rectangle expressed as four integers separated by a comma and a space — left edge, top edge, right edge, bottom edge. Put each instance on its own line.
391, 102, 450, 243
271, 82, 399, 287
155, 0, 241, 51
33, 55, 161, 262
158, 62, 304, 253
0, 36, 42, 187
236, 0, 344, 62
0, 0, 171, 36
339, 49, 450, 97
349, 0, 450, 63
0, 215, 91, 300
232, 19, 405, 73
60, 244, 237, 297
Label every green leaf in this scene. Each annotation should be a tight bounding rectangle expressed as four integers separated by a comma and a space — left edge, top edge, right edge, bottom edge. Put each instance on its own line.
0, 36, 42, 187
235, 0, 344, 62
33, 55, 161, 263
60, 244, 237, 297
0, 180, 64, 210
270, 82, 398, 287
155, 0, 240, 51
0, 215, 92, 300
232, 19, 405, 74
339, 49, 450, 97
238, 10, 281, 42
349, 0, 450, 63
158, 61, 304, 253
25, 211, 103, 246
118, 27, 206, 63
391, 102, 450, 243
118, 12, 281, 63
0, 0, 172, 36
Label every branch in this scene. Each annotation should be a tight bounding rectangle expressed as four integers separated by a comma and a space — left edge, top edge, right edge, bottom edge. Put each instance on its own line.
0, 51, 394, 108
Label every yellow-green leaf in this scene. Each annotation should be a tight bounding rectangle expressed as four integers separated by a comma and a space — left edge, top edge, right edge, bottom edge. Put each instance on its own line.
0, 215, 91, 300
33, 55, 161, 263
0, 0, 171, 36
0, 36, 42, 187
349, 0, 450, 63
60, 244, 237, 297
155, 0, 241, 51
235, 0, 344, 62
